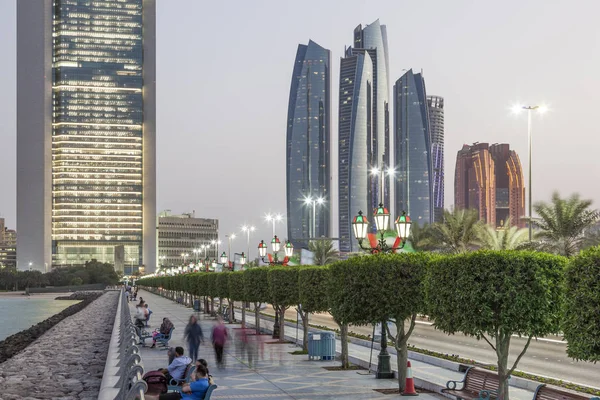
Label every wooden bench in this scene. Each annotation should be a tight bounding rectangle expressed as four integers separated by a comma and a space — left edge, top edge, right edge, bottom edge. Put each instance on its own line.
533, 384, 600, 400
443, 367, 501, 400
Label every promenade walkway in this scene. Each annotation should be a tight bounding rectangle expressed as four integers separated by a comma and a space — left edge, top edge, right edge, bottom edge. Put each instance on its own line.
131, 290, 444, 399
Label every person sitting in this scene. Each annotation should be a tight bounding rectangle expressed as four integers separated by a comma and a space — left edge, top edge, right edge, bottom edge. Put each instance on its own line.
158, 364, 210, 400
134, 304, 146, 329
151, 317, 174, 348
195, 359, 214, 385
158, 346, 192, 382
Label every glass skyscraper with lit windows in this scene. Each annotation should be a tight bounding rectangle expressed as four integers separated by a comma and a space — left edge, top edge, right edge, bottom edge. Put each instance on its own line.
17, 0, 156, 271
338, 20, 390, 253
394, 69, 433, 226
427, 95, 445, 223
286, 40, 331, 249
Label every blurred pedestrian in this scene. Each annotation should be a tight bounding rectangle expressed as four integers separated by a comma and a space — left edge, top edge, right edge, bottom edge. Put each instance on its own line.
184, 315, 204, 363
211, 316, 228, 369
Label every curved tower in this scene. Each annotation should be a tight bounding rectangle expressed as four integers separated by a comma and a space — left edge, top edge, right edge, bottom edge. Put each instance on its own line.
286, 40, 331, 249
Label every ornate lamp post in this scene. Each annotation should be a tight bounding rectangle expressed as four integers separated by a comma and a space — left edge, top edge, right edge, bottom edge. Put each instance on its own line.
220, 252, 228, 271
352, 205, 412, 379
256, 235, 294, 338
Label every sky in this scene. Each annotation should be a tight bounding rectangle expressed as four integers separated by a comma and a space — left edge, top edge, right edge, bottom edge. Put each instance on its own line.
1, 0, 599, 259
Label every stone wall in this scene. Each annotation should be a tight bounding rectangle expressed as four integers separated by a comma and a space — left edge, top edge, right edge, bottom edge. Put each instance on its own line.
0, 291, 119, 400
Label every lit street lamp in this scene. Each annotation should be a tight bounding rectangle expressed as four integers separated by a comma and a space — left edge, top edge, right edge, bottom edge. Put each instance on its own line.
181, 253, 189, 268
304, 196, 325, 239
265, 213, 283, 237
257, 235, 294, 339
226, 234, 236, 264
352, 164, 412, 380
220, 252, 228, 271
241, 225, 255, 263
511, 103, 548, 241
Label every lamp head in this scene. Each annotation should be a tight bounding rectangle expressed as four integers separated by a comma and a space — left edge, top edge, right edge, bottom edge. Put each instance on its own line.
284, 240, 294, 258
352, 211, 369, 240
374, 203, 390, 232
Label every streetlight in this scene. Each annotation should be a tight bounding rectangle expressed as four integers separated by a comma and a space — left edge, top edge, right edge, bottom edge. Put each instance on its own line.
240, 252, 247, 267
220, 252, 228, 271
511, 103, 548, 241
181, 253, 189, 267
226, 234, 236, 264
265, 213, 283, 237
351, 190, 412, 380
304, 196, 326, 239
210, 239, 221, 260
241, 225, 256, 263
257, 236, 294, 339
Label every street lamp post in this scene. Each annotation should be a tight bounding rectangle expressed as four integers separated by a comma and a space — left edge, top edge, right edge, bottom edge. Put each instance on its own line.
352, 196, 412, 380
241, 225, 255, 264
226, 234, 236, 265
257, 236, 294, 339
304, 197, 325, 239
511, 104, 548, 241
265, 214, 283, 237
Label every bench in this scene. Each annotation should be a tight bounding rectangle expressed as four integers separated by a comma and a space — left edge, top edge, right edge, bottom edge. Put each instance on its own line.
443, 367, 501, 400
156, 327, 174, 349
204, 384, 217, 399
533, 384, 600, 400
168, 364, 196, 392
135, 326, 153, 347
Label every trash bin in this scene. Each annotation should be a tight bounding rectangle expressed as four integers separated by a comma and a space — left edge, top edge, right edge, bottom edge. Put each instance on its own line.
308, 332, 323, 360
321, 332, 336, 360
193, 299, 200, 312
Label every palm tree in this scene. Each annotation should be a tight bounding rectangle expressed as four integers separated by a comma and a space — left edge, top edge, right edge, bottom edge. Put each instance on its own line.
426, 208, 482, 253
409, 223, 436, 251
533, 192, 600, 257
477, 218, 529, 250
581, 227, 600, 250
308, 238, 340, 265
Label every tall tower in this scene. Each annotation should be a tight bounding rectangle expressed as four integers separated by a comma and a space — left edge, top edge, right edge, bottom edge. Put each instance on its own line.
338, 20, 389, 253
489, 144, 525, 228
338, 47, 373, 253
454, 143, 496, 225
17, 0, 156, 272
394, 70, 433, 226
427, 95, 444, 222
286, 40, 331, 249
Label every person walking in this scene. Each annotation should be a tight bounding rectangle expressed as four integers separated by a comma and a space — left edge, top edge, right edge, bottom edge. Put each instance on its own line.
184, 315, 204, 363
211, 316, 228, 369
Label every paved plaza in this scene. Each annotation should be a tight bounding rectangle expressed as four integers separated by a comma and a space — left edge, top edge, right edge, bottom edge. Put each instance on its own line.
131, 290, 445, 399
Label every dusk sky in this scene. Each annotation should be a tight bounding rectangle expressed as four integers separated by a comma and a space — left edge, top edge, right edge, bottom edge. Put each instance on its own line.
1, 0, 599, 258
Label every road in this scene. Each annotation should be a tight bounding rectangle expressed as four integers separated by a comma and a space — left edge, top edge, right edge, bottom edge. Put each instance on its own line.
258, 305, 600, 389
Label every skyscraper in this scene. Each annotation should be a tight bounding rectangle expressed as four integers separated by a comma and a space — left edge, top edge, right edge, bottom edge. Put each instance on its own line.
489, 144, 525, 228
394, 69, 433, 226
428, 95, 444, 222
286, 40, 331, 249
338, 20, 389, 253
17, 1, 156, 272
454, 143, 524, 227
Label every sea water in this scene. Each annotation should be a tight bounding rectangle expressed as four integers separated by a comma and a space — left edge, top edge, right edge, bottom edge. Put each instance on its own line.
0, 297, 80, 341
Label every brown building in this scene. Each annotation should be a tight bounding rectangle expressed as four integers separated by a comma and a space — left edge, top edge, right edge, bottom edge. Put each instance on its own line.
455, 143, 525, 227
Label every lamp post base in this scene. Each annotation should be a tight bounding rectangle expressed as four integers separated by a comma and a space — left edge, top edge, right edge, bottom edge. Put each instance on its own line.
376, 351, 394, 379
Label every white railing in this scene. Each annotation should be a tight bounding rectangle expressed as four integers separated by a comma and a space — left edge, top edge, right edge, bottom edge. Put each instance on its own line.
99, 290, 147, 400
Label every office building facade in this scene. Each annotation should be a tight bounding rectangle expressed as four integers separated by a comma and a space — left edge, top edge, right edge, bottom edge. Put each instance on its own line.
17, 0, 156, 271
455, 143, 524, 227
338, 20, 389, 253
394, 69, 433, 226
286, 40, 331, 249
0, 218, 17, 269
489, 144, 525, 228
428, 95, 445, 222
157, 211, 219, 269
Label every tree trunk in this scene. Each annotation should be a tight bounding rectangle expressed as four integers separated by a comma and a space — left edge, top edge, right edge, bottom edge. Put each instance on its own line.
339, 322, 349, 369
496, 333, 511, 400
300, 310, 309, 352
254, 302, 261, 334
210, 297, 215, 315
279, 306, 288, 342
395, 321, 408, 392
228, 298, 234, 323
241, 302, 246, 326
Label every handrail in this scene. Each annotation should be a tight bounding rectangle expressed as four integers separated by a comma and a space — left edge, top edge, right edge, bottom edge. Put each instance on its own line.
98, 290, 147, 400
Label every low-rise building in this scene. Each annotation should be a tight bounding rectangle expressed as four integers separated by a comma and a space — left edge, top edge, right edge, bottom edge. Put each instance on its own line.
157, 211, 219, 270
0, 218, 17, 269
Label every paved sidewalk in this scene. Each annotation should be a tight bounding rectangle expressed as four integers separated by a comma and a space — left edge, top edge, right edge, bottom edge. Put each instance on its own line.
131, 290, 445, 399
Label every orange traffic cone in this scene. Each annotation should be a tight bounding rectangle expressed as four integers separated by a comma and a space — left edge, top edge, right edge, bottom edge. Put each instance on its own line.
402, 361, 418, 396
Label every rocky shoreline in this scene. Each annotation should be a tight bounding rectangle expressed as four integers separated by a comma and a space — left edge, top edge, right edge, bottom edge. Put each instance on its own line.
0, 291, 119, 399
